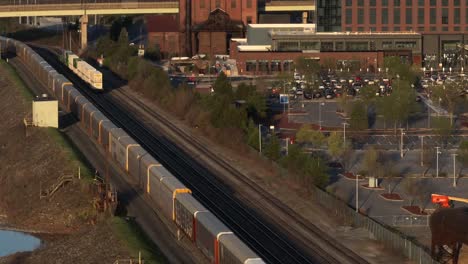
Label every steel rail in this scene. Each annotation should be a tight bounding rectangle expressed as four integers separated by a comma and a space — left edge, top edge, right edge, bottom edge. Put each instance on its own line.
32, 46, 319, 264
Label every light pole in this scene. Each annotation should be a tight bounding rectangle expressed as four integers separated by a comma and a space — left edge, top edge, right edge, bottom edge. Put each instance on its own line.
319, 102, 325, 130
355, 174, 359, 213
452, 153, 458, 187
436, 147, 441, 178
342, 122, 348, 146
420, 136, 424, 166
400, 128, 405, 158
258, 124, 262, 154
285, 137, 290, 156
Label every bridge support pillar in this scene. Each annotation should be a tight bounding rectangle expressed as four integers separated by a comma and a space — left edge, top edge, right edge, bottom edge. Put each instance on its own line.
80, 14, 88, 51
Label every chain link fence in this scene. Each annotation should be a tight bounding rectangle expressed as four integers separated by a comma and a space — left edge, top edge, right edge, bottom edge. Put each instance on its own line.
372, 215, 430, 227
313, 187, 440, 264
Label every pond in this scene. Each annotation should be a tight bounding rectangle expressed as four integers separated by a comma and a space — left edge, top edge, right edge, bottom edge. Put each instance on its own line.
0, 230, 41, 257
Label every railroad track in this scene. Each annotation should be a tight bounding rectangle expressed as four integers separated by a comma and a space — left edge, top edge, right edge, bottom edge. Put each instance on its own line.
107, 73, 370, 264
31, 45, 367, 264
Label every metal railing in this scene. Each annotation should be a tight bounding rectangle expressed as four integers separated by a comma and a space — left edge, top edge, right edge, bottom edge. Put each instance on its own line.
313, 187, 440, 264
0, 1, 177, 11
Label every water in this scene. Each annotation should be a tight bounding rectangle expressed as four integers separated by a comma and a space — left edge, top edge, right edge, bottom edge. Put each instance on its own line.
0, 230, 41, 257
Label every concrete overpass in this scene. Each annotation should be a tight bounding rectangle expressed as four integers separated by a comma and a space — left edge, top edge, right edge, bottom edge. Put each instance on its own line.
0, 1, 178, 49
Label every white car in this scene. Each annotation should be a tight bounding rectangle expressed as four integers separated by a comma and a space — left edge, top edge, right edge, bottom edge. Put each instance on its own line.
368, 81, 375, 85
436, 79, 444, 85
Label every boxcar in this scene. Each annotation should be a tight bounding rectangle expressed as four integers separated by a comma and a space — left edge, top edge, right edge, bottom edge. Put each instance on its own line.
219, 234, 264, 264
82, 103, 99, 133
71, 95, 88, 118
100, 121, 118, 151
64, 88, 81, 113
138, 154, 162, 192
109, 128, 131, 169
174, 193, 208, 241
159, 176, 191, 222
196, 212, 232, 263
90, 111, 108, 142
127, 145, 147, 182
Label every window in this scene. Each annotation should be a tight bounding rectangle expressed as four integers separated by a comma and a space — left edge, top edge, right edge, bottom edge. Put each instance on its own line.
335, 42, 344, 50
346, 0, 353, 6
321, 42, 334, 51
382, 41, 393, 49
442, 8, 448, 24
382, 26, 388, 31
430, 26, 437, 31
430, 0, 436, 5
406, 8, 412, 24
454, 8, 460, 24
301, 41, 320, 50
277, 41, 299, 51
271, 61, 281, 72
454, 0, 460, 5
382, 0, 388, 5
346, 42, 368, 51
247, 0, 252, 8
369, 41, 376, 50
345, 27, 352, 31
418, 0, 424, 5
216, 0, 220, 8
394, 0, 400, 5
394, 8, 400, 24
442, 0, 448, 5
246, 61, 256, 72
358, 0, 364, 6
283, 61, 293, 72
200, 0, 205, 8
395, 41, 416, 48
454, 26, 460, 31
406, 0, 412, 5
442, 26, 448, 31
370, 8, 376, 24
430, 9, 436, 24
358, 26, 364, 31
258, 60, 269, 73
418, 8, 424, 24
346, 9, 352, 24
231, 0, 236, 8
394, 26, 400, 31
382, 9, 388, 24
358, 9, 364, 24
370, 0, 376, 6
246, 16, 252, 24
418, 26, 425, 31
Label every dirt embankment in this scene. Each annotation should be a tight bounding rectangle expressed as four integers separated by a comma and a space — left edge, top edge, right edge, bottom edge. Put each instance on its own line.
0, 63, 130, 263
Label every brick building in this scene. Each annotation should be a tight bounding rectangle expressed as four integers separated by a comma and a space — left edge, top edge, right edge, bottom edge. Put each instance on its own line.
146, 15, 182, 57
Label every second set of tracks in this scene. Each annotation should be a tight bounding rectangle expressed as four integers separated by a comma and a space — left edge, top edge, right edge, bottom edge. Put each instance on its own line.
31, 45, 369, 264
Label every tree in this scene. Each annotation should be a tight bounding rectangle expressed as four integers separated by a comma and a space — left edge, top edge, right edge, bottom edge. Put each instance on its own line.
296, 124, 325, 147
457, 141, 468, 172
245, 119, 259, 150
327, 132, 345, 161
430, 83, 463, 125
433, 116, 453, 146
402, 177, 419, 206
349, 102, 368, 130
382, 161, 399, 194
362, 146, 383, 178
265, 135, 281, 161
422, 147, 436, 177
383, 56, 416, 84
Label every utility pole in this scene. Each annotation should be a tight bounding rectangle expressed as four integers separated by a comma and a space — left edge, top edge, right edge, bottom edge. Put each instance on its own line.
258, 124, 262, 154
319, 102, 325, 130
355, 174, 359, 213
285, 137, 289, 156
436, 147, 441, 178
342, 122, 348, 146
400, 128, 405, 158
420, 136, 424, 167
452, 153, 458, 187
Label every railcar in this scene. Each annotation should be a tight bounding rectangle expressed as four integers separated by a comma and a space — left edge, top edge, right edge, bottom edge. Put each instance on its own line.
174, 192, 208, 241
159, 176, 191, 221
109, 128, 131, 169
196, 211, 232, 263
63, 50, 103, 90
219, 234, 265, 264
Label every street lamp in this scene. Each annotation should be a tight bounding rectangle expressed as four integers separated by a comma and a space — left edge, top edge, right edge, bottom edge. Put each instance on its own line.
436, 147, 441, 178
342, 122, 348, 146
319, 102, 325, 130
400, 128, 405, 158
285, 137, 290, 156
452, 153, 458, 187
420, 136, 424, 167
258, 124, 262, 154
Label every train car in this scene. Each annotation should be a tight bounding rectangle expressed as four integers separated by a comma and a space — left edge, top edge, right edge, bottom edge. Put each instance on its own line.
196, 211, 232, 263
82, 103, 100, 134
62, 85, 78, 112
90, 111, 110, 143
52, 75, 71, 96
109, 128, 131, 169
159, 176, 191, 222
127, 145, 147, 183
138, 155, 162, 192
63, 50, 103, 90
100, 120, 118, 151
174, 192, 208, 241
219, 234, 265, 264
70, 95, 88, 118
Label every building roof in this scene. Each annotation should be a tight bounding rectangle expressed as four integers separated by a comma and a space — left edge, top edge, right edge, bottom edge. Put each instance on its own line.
146, 15, 179, 33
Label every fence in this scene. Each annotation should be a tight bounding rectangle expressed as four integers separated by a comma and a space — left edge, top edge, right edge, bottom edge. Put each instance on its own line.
372, 215, 430, 227
313, 187, 439, 264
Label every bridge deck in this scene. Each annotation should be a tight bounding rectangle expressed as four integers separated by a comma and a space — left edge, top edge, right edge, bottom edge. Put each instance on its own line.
0, 1, 178, 16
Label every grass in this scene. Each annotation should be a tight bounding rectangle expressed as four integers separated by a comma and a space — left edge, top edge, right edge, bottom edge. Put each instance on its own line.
0, 59, 34, 101
112, 217, 168, 264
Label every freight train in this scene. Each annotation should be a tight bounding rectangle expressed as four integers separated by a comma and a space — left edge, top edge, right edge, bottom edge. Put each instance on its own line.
0, 37, 265, 264
63, 50, 103, 90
